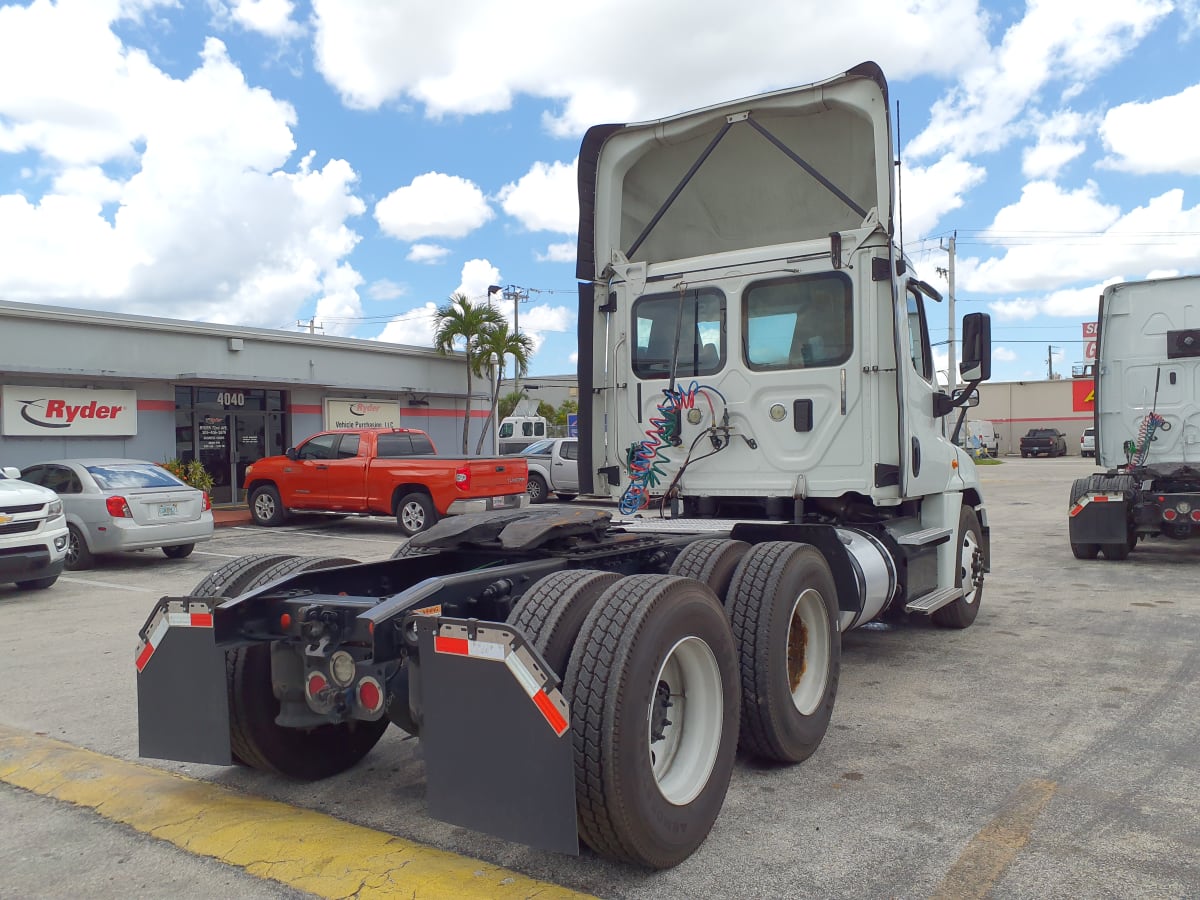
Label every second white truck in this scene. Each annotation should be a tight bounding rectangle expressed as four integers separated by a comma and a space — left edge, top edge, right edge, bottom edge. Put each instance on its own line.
1069, 275, 1200, 559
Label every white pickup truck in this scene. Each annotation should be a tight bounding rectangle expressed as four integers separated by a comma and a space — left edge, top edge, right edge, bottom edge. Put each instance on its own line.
0, 465, 69, 589
519, 437, 579, 503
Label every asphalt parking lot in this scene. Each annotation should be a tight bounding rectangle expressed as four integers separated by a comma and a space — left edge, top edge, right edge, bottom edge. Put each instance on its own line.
2, 456, 1198, 899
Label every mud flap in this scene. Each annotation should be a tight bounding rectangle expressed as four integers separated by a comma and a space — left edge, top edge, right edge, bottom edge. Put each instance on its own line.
135, 597, 232, 765
412, 616, 578, 856
1069, 495, 1129, 544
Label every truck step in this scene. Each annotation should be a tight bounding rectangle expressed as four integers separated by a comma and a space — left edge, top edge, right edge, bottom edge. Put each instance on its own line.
897, 527, 952, 547
905, 586, 963, 614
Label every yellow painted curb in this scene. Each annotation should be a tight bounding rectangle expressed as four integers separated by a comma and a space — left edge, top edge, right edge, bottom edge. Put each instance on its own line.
0, 725, 593, 900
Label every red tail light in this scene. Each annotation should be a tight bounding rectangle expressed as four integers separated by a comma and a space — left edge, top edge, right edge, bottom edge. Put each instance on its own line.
454, 463, 471, 491
106, 495, 133, 518
1163, 508, 1178, 521
202, 491, 212, 511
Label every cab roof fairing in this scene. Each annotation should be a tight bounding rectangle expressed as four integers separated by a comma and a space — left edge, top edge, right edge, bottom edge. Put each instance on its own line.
574, 62, 893, 284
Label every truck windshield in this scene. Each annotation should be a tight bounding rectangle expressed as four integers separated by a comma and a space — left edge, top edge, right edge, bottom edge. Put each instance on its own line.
744, 273, 852, 370
631, 288, 725, 380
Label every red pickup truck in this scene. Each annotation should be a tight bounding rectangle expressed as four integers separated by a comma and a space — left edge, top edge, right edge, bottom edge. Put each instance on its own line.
242, 428, 528, 536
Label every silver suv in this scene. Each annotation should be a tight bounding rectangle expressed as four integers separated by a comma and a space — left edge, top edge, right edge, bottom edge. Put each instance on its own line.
0, 466, 69, 589
1080, 426, 1096, 458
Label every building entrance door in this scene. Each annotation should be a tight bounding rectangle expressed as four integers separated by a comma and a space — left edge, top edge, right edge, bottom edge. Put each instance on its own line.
178, 387, 287, 505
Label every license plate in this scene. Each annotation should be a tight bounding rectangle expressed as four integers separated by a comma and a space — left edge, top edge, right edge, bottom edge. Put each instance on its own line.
158, 503, 179, 518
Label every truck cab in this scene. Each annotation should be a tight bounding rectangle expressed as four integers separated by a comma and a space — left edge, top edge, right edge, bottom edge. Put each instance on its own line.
577, 62, 991, 598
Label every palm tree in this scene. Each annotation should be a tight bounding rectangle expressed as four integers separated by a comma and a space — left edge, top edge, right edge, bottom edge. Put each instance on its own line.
473, 321, 535, 454
434, 293, 504, 454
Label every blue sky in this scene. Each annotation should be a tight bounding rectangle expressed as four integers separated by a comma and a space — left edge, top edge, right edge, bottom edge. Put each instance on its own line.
1, 0, 1199, 382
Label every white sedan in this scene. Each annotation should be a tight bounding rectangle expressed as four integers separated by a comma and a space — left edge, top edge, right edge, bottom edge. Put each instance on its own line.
19, 459, 214, 570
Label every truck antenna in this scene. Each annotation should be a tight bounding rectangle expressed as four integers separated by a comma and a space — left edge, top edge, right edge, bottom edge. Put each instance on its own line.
895, 100, 904, 253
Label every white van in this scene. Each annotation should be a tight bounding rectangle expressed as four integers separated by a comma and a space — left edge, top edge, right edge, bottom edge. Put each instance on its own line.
498, 415, 548, 454
963, 420, 999, 457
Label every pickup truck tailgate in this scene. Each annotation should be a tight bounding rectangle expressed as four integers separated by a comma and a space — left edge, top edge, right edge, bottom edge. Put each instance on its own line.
465, 458, 528, 495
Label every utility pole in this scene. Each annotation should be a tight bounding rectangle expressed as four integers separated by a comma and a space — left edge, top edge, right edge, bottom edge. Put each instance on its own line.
939, 231, 956, 392
502, 285, 529, 402
1047, 345, 1060, 380
297, 317, 323, 334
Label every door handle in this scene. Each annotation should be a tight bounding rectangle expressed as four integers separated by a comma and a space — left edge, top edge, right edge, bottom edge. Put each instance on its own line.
316, 465, 329, 470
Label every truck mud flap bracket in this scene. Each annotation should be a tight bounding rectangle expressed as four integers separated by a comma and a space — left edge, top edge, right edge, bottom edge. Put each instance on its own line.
135, 597, 232, 765
409, 615, 578, 856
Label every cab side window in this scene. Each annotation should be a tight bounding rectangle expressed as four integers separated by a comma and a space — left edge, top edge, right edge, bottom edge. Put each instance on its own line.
907, 289, 934, 382
297, 434, 339, 460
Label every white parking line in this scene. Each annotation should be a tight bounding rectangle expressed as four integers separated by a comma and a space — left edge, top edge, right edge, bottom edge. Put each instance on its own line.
229, 525, 398, 545
192, 550, 246, 558
58, 576, 157, 594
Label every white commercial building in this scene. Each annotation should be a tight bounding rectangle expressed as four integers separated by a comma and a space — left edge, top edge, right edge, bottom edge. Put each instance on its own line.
0, 301, 492, 505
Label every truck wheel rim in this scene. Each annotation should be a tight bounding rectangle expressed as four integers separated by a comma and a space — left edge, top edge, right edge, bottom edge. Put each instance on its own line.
253, 493, 274, 519
647, 635, 723, 806
528, 479, 542, 501
402, 502, 425, 531
787, 589, 830, 716
961, 529, 981, 603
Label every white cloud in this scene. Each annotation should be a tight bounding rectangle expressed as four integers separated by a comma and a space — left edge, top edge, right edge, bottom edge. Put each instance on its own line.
498, 158, 578, 234
907, 0, 1171, 159
374, 172, 493, 241
311, 0, 988, 134
900, 153, 986, 239
366, 278, 406, 301
227, 0, 303, 39
455, 258, 502, 302
0, 8, 366, 328
568, 351, 579, 365
988, 298, 1040, 322
1022, 110, 1090, 179
536, 242, 576, 263
375, 302, 439, 347
993, 346, 1017, 362
961, 182, 1200, 294
1099, 83, 1200, 175
407, 243, 450, 264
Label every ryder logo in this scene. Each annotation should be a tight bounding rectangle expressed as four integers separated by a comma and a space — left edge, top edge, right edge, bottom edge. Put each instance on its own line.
349, 402, 382, 416
20, 398, 125, 428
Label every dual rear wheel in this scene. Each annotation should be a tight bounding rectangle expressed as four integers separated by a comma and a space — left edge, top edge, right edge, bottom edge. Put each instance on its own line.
509, 540, 841, 867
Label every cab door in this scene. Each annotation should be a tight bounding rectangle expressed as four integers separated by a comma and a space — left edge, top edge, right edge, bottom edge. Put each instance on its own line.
286, 433, 339, 508
554, 440, 580, 493
899, 284, 956, 498
323, 433, 368, 510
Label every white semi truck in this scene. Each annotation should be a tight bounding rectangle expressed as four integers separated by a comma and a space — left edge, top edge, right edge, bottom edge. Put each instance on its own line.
1069, 275, 1200, 559
135, 62, 993, 869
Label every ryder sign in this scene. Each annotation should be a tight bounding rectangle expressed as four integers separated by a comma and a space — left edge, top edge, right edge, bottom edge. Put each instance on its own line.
2, 385, 138, 436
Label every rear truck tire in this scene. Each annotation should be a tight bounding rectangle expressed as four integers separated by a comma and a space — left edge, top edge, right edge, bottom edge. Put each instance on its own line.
726, 541, 840, 763
506, 569, 621, 676
162, 543, 195, 560
189, 553, 298, 598
16, 575, 57, 590
669, 539, 751, 605
527, 473, 549, 504
933, 506, 985, 629
555, 493, 577, 502
249, 485, 287, 527
65, 524, 94, 571
564, 574, 739, 869
396, 491, 437, 537
225, 555, 389, 780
